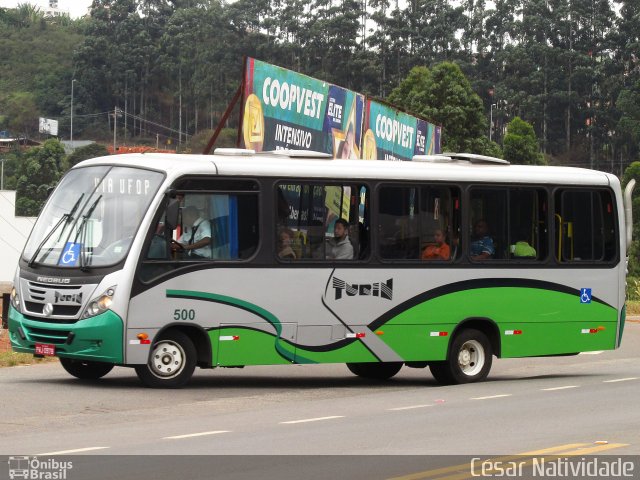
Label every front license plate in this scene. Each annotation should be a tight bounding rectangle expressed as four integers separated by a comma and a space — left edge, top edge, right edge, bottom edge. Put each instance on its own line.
35, 343, 56, 356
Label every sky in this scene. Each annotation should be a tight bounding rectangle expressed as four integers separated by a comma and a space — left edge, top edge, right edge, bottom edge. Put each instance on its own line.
0, 0, 91, 18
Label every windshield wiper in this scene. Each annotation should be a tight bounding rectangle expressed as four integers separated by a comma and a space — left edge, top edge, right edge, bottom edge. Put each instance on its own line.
76, 195, 102, 272
28, 193, 85, 267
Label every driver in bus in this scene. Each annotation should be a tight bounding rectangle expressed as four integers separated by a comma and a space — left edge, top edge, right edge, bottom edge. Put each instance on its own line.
171, 206, 212, 259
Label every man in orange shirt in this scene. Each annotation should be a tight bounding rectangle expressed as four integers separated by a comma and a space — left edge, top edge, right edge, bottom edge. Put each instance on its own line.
422, 229, 450, 260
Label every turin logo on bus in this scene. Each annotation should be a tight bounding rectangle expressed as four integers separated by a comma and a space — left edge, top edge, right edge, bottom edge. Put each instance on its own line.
333, 277, 393, 301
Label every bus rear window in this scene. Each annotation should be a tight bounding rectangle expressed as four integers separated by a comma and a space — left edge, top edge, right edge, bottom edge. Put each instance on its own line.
554, 189, 617, 263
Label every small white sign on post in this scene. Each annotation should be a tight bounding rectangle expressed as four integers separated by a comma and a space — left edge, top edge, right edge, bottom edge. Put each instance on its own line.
39, 117, 59, 136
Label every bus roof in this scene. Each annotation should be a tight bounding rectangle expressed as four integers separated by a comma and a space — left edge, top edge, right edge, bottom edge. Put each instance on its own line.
76, 152, 615, 187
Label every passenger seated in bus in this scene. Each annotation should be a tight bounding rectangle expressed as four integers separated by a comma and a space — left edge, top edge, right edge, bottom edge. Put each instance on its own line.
326, 218, 354, 259
421, 228, 450, 260
510, 230, 537, 258
171, 206, 212, 259
469, 219, 495, 260
277, 228, 297, 259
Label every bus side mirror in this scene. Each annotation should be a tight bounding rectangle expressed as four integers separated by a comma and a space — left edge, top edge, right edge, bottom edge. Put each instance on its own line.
165, 199, 180, 230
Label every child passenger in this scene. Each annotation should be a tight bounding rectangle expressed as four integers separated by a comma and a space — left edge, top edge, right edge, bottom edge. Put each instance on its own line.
421, 229, 450, 260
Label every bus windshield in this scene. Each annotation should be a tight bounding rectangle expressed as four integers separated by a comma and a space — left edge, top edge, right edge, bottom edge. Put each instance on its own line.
23, 166, 164, 268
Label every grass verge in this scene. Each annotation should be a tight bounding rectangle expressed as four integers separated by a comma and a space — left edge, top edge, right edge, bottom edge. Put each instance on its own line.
626, 300, 640, 316
0, 350, 58, 368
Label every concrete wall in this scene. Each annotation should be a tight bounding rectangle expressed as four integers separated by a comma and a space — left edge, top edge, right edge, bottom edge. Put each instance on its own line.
0, 191, 36, 291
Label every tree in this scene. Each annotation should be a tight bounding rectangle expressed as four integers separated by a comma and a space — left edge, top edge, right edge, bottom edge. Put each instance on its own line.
15, 139, 65, 216
622, 161, 640, 275
0, 91, 39, 136
616, 81, 640, 162
503, 117, 545, 164
388, 62, 497, 154
67, 143, 110, 167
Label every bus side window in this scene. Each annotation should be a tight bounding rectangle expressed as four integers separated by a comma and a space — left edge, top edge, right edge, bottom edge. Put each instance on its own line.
276, 182, 368, 262
555, 189, 616, 262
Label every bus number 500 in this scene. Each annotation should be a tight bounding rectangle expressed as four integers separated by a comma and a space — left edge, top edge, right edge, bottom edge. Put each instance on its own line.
173, 309, 196, 321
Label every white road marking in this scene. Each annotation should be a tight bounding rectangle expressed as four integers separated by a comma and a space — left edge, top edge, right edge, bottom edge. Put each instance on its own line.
388, 404, 433, 411
579, 351, 604, 355
280, 416, 345, 424
603, 377, 638, 383
36, 447, 109, 455
542, 385, 579, 391
470, 394, 512, 400
163, 430, 230, 440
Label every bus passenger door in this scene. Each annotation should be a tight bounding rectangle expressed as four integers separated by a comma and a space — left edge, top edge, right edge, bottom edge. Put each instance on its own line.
216, 323, 297, 366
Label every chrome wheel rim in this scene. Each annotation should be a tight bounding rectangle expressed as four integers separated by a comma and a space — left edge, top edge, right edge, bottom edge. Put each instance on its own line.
149, 340, 186, 379
458, 339, 484, 376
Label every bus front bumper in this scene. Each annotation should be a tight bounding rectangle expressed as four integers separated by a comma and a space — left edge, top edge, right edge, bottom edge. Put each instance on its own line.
8, 306, 124, 364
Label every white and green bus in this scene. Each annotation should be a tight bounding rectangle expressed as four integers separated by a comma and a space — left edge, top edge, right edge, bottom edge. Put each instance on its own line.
7, 150, 635, 387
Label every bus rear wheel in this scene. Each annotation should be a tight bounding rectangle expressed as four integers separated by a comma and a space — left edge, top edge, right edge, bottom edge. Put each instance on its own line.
429, 329, 492, 385
346, 362, 403, 380
135, 330, 197, 388
60, 358, 114, 380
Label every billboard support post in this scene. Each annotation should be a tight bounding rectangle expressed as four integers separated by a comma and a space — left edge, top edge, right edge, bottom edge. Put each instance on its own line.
202, 82, 243, 155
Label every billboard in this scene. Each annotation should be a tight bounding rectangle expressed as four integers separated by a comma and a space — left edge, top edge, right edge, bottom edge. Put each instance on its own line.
362, 100, 442, 161
242, 58, 364, 158
240, 58, 440, 160
39, 118, 59, 136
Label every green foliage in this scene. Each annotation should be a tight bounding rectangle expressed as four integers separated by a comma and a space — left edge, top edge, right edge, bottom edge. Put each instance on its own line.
186, 128, 237, 154
0, 91, 39, 136
622, 161, 640, 192
15, 139, 65, 216
0, 150, 22, 190
0, 0, 638, 174
503, 117, 545, 165
67, 143, 110, 167
0, 11, 83, 125
388, 63, 491, 154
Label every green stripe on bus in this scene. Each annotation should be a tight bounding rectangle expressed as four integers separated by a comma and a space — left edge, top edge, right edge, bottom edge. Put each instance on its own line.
167, 289, 311, 363
377, 287, 617, 358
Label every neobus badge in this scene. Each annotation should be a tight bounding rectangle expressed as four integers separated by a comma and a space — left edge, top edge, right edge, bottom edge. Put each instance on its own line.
36, 276, 70, 284
332, 277, 393, 301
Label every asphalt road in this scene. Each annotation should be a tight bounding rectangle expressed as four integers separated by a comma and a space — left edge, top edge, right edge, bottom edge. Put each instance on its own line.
0, 322, 639, 479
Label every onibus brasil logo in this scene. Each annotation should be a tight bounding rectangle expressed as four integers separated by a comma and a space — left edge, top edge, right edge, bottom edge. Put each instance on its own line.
8, 456, 72, 479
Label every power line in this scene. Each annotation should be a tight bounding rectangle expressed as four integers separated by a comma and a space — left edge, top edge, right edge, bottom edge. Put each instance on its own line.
55, 110, 190, 138
0, 228, 24, 254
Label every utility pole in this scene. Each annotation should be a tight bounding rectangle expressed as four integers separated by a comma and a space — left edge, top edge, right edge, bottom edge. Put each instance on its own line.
113, 107, 119, 153
490, 103, 497, 142
70, 79, 76, 149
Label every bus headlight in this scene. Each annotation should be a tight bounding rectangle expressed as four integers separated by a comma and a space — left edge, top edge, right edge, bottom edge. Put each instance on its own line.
82, 286, 116, 319
10, 287, 20, 311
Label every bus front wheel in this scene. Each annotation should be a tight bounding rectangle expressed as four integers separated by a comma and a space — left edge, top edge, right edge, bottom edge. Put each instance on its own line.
135, 330, 197, 388
60, 358, 114, 380
346, 362, 403, 380
429, 329, 492, 385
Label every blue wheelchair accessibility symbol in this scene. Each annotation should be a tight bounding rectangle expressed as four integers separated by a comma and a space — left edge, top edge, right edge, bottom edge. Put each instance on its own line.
58, 242, 82, 266
580, 288, 592, 304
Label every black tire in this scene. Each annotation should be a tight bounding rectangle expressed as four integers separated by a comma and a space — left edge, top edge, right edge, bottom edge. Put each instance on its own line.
429, 328, 493, 385
60, 357, 114, 380
346, 362, 403, 380
135, 330, 197, 388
